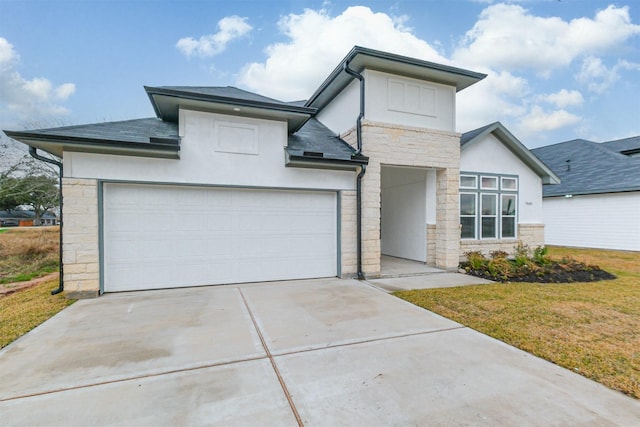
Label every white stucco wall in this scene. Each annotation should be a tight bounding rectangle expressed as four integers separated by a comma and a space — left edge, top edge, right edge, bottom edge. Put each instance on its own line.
364, 70, 456, 132
543, 192, 640, 251
460, 134, 543, 224
381, 166, 427, 262
317, 69, 457, 136
65, 109, 355, 191
316, 80, 360, 136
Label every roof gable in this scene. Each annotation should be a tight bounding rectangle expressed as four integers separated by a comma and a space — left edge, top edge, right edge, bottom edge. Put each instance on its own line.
460, 122, 560, 185
306, 46, 486, 111
145, 86, 315, 133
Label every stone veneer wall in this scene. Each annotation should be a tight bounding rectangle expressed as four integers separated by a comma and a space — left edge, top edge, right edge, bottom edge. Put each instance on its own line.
340, 190, 358, 277
459, 223, 545, 260
62, 178, 100, 298
343, 120, 461, 277
426, 224, 436, 265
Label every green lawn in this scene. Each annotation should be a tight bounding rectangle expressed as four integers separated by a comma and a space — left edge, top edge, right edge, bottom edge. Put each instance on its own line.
395, 247, 640, 398
1, 278, 75, 348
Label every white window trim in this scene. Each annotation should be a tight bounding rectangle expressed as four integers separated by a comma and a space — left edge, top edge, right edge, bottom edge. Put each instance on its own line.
501, 177, 518, 191
480, 176, 498, 190
460, 174, 478, 190
500, 193, 518, 239
460, 192, 477, 240
480, 193, 498, 239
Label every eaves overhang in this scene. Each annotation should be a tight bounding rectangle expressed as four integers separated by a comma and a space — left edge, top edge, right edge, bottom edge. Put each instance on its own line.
145, 86, 316, 133
3, 130, 180, 160
285, 151, 369, 171
306, 46, 487, 111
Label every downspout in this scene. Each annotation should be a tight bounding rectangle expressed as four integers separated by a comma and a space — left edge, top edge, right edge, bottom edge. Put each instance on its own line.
29, 147, 64, 295
343, 60, 366, 280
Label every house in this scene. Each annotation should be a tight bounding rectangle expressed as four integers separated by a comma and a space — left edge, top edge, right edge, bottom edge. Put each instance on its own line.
458, 122, 559, 258
4, 46, 555, 298
0, 209, 57, 226
532, 137, 640, 251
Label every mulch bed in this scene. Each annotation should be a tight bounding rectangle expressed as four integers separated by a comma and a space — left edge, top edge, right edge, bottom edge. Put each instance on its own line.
463, 262, 616, 283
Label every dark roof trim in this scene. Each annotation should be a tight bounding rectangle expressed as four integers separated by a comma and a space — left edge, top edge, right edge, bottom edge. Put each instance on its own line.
145, 86, 316, 120
3, 130, 180, 159
543, 188, 640, 198
285, 152, 368, 171
306, 46, 486, 109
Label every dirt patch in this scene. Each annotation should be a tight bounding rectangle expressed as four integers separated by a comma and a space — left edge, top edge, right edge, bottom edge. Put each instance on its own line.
0, 272, 60, 297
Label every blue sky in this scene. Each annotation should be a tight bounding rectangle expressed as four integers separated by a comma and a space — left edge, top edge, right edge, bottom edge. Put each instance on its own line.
1, 0, 639, 148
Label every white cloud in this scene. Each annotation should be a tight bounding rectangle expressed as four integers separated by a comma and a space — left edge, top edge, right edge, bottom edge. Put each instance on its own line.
236, 6, 447, 101
453, 4, 640, 75
540, 89, 584, 108
519, 106, 581, 133
457, 69, 529, 131
176, 16, 252, 58
0, 37, 75, 125
575, 56, 637, 94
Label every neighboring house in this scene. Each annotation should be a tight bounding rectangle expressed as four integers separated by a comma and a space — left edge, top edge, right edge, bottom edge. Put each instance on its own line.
458, 122, 559, 258
0, 209, 57, 226
532, 137, 640, 251
6, 46, 553, 298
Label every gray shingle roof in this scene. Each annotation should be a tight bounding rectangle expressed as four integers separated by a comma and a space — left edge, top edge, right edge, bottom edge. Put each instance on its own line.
286, 118, 367, 165
460, 122, 496, 147
531, 139, 640, 197
600, 136, 640, 155
12, 118, 178, 144
155, 86, 291, 106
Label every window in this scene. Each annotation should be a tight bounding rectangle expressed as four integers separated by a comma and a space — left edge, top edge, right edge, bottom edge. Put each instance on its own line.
460, 173, 518, 240
460, 193, 477, 239
460, 175, 477, 189
501, 177, 517, 191
481, 176, 498, 190
501, 194, 517, 238
481, 194, 497, 238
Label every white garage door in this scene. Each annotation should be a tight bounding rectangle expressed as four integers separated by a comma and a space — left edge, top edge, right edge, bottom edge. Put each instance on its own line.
103, 183, 337, 292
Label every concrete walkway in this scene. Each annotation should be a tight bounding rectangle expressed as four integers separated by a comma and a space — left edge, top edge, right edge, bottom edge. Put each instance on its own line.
1, 278, 638, 425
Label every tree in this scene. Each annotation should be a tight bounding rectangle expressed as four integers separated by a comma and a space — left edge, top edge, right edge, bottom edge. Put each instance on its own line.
0, 167, 60, 226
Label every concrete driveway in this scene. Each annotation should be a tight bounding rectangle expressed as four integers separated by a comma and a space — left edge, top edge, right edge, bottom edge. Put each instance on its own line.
1, 278, 638, 426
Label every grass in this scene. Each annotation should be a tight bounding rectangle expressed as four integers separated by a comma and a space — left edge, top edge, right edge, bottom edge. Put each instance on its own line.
0, 227, 60, 284
395, 247, 640, 398
0, 278, 74, 348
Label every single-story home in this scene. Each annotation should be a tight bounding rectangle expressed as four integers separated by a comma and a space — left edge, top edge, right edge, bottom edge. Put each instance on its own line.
0, 209, 57, 226
532, 136, 640, 251
4, 46, 557, 298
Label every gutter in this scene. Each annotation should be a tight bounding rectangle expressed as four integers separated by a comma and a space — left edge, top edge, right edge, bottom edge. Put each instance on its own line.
29, 147, 64, 295
343, 59, 366, 280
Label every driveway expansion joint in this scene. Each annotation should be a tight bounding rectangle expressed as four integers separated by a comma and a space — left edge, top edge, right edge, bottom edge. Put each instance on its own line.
238, 288, 304, 427
269, 325, 468, 358
0, 355, 269, 403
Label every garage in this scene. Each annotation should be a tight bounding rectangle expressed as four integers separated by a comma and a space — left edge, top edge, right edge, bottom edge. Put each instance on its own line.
103, 183, 338, 292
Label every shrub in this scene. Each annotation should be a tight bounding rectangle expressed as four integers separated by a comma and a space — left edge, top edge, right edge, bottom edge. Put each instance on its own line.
490, 250, 509, 259
487, 257, 513, 280
464, 251, 487, 270
533, 246, 550, 265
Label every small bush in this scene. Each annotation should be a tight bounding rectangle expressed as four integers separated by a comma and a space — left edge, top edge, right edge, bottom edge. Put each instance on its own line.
533, 246, 550, 265
490, 250, 509, 260
464, 251, 487, 270
487, 257, 513, 280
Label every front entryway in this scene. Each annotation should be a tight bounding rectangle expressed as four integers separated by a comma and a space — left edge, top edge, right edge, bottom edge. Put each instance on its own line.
380, 166, 428, 262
